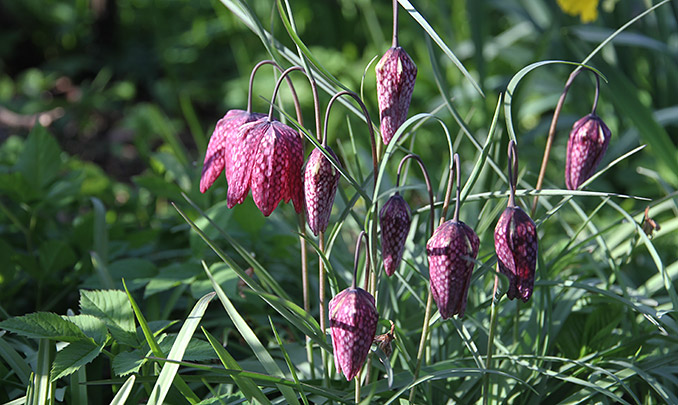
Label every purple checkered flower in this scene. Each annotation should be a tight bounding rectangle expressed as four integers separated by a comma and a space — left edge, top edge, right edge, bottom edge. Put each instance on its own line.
375, 47, 417, 145
494, 206, 538, 302
380, 193, 411, 276
565, 113, 611, 190
303, 147, 340, 235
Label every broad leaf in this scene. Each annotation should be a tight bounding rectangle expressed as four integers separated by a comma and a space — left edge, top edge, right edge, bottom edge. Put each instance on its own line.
0, 312, 87, 342
79, 290, 137, 346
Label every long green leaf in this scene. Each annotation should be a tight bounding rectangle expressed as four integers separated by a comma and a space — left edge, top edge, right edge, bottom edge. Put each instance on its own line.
109, 375, 136, 405
202, 328, 271, 405
203, 262, 301, 405
147, 292, 215, 405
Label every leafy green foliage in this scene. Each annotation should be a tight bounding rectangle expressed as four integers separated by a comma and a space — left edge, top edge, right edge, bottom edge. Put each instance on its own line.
0, 0, 677, 403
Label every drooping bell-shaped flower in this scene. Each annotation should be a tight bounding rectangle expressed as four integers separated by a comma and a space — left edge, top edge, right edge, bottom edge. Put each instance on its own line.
227, 117, 304, 216
200, 109, 266, 193
494, 206, 538, 302
426, 220, 480, 318
303, 147, 340, 235
329, 286, 378, 381
375, 47, 417, 145
565, 113, 611, 190
379, 193, 411, 276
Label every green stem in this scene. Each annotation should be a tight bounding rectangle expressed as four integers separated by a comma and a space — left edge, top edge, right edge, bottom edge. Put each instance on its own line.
409, 290, 434, 403
483, 272, 500, 405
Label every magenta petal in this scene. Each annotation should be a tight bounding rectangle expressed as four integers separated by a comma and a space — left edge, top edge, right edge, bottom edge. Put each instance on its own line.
375, 47, 417, 145
328, 288, 378, 381
494, 206, 538, 302
227, 118, 269, 208
303, 147, 341, 235
565, 114, 611, 190
380, 193, 412, 276
200, 110, 266, 193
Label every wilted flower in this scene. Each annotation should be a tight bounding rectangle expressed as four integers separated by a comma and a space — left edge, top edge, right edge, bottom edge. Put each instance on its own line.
200, 109, 266, 193
227, 118, 304, 216
494, 206, 538, 302
426, 220, 480, 319
375, 47, 417, 145
303, 147, 340, 235
565, 113, 611, 190
329, 287, 378, 381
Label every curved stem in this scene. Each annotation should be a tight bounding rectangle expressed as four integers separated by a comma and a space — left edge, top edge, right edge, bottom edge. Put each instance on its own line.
268, 66, 321, 141
452, 154, 461, 222
591, 73, 600, 114
248, 60, 303, 125
507, 140, 518, 208
352, 231, 368, 290
322, 90, 378, 180
530, 66, 602, 216
318, 232, 326, 332
392, 0, 399, 48
396, 154, 435, 237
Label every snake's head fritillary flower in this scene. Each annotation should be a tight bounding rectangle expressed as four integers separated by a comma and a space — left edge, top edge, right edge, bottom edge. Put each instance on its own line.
200, 109, 266, 193
426, 220, 480, 319
375, 47, 417, 145
303, 147, 340, 235
565, 113, 611, 190
227, 118, 304, 216
379, 193, 411, 276
329, 287, 378, 381
494, 206, 538, 302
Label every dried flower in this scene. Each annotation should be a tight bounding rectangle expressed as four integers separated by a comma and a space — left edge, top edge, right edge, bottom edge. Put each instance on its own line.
379, 193, 412, 276
303, 147, 340, 235
375, 47, 417, 145
374, 320, 396, 358
200, 109, 266, 193
494, 206, 538, 302
227, 118, 304, 216
329, 287, 378, 381
426, 220, 480, 318
565, 113, 611, 190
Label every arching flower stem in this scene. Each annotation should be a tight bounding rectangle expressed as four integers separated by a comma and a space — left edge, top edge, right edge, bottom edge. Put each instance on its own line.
247, 60, 303, 125
531, 66, 602, 216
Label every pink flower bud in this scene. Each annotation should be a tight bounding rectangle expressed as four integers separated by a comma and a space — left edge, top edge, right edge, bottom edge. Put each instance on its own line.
565, 114, 611, 190
375, 47, 417, 145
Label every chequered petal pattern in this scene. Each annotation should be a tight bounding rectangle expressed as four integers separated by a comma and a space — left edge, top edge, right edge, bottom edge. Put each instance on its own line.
565, 114, 611, 190
303, 147, 340, 235
225, 118, 304, 216
426, 220, 480, 319
329, 287, 378, 381
494, 206, 538, 302
200, 110, 265, 193
375, 47, 417, 145
379, 193, 411, 276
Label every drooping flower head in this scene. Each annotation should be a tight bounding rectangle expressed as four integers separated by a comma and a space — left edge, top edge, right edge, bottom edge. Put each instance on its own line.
303, 146, 340, 235
329, 231, 378, 381
565, 113, 611, 190
427, 219, 480, 318
227, 118, 304, 216
200, 109, 266, 193
380, 193, 411, 276
329, 286, 378, 381
493, 141, 538, 302
494, 206, 538, 302
375, 46, 417, 145
426, 153, 479, 318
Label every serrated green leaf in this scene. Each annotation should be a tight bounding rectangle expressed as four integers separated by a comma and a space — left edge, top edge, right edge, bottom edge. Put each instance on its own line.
0, 312, 87, 342
62, 315, 108, 346
79, 290, 137, 347
14, 124, 62, 193
51, 340, 104, 381
112, 350, 145, 377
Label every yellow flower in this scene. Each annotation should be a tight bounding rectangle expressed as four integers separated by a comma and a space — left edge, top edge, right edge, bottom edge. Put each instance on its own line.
557, 0, 599, 23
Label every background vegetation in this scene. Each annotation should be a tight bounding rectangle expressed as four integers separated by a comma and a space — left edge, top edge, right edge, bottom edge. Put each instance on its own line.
0, 0, 677, 403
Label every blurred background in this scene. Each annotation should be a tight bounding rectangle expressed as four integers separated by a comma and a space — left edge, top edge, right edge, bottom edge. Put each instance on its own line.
1, 0, 677, 401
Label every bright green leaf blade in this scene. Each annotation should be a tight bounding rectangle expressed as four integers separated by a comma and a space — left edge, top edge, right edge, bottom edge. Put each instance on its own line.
79, 290, 137, 346
0, 313, 87, 343
203, 327, 271, 405
63, 315, 108, 346
203, 262, 301, 405
51, 340, 104, 381
109, 375, 136, 405
147, 292, 215, 405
